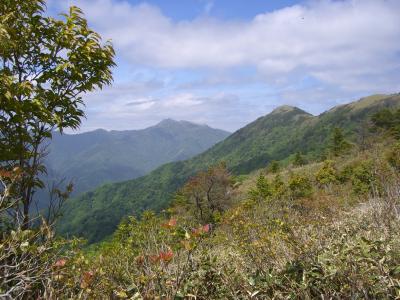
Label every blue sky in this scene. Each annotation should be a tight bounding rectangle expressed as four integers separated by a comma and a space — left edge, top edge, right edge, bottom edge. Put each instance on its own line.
125, 0, 301, 21
48, 0, 400, 132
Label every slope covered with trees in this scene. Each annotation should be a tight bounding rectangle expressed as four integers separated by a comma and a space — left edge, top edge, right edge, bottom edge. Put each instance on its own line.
43, 119, 229, 198
44, 106, 400, 299
58, 94, 400, 243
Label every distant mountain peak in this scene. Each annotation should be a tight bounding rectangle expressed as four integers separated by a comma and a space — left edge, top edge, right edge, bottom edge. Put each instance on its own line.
156, 118, 210, 129
92, 128, 108, 133
156, 118, 180, 126
270, 105, 310, 116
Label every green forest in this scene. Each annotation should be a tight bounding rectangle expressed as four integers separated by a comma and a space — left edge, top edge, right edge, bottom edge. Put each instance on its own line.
58, 93, 400, 243
1, 1, 400, 299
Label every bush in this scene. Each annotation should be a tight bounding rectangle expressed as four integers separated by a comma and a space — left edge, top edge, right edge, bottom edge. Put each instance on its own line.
337, 159, 378, 196
350, 160, 377, 196
386, 142, 400, 172
249, 174, 272, 202
288, 173, 313, 199
293, 152, 306, 166
267, 160, 280, 174
271, 174, 287, 199
315, 160, 338, 188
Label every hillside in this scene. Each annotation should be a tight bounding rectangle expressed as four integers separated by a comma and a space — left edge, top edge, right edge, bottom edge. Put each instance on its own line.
43, 119, 229, 198
77, 130, 400, 299
57, 94, 400, 243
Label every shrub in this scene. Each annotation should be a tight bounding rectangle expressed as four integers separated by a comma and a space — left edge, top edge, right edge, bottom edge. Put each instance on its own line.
330, 127, 351, 157
271, 174, 287, 199
268, 160, 280, 174
386, 142, 400, 172
315, 160, 338, 188
293, 152, 306, 166
350, 160, 377, 196
288, 173, 313, 199
248, 174, 272, 202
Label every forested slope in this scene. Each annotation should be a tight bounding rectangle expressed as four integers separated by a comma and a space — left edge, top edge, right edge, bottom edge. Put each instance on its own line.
58, 94, 400, 242
46, 119, 229, 196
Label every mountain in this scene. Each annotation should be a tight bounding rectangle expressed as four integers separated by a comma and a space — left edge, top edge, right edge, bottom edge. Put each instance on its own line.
43, 120, 230, 198
57, 94, 400, 243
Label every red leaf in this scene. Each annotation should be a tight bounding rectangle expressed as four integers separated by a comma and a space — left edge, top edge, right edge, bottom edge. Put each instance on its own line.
0, 168, 12, 179
53, 259, 67, 268
203, 224, 210, 233
161, 218, 177, 229
192, 228, 201, 237
159, 250, 173, 262
149, 255, 160, 263
80, 271, 94, 289
135, 255, 145, 265
192, 224, 211, 236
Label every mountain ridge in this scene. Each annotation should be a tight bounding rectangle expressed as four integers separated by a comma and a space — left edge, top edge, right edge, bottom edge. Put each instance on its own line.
43, 120, 230, 200
57, 94, 400, 242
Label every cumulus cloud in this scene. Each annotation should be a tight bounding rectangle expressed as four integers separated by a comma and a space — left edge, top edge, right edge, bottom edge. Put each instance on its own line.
52, 0, 400, 132
58, 0, 400, 91
76, 90, 249, 132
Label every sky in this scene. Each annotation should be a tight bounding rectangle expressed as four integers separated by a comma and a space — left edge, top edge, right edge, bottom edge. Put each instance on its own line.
48, 0, 400, 132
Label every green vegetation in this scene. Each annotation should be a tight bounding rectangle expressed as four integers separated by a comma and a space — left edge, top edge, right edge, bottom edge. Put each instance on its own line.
19, 116, 399, 299
2, 78, 400, 299
249, 173, 272, 202
371, 107, 400, 138
0, 0, 114, 297
0, 0, 115, 229
1, 3, 400, 297
267, 160, 280, 173
292, 151, 306, 166
42, 120, 229, 200
330, 127, 351, 157
58, 94, 400, 243
315, 160, 338, 189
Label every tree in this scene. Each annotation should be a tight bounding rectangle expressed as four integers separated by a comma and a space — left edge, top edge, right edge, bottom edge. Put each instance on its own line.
293, 152, 306, 166
356, 120, 374, 151
0, 0, 115, 229
180, 163, 232, 224
372, 108, 400, 139
268, 160, 280, 174
249, 173, 272, 202
315, 160, 338, 191
386, 143, 400, 172
288, 173, 312, 199
271, 174, 286, 199
330, 127, 350, 157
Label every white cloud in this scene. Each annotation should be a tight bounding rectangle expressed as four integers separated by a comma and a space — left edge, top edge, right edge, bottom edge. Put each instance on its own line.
57, 0, 400, 92
51, 0, 400, 132
75, 90, 248, 132
164, 93, 203, 107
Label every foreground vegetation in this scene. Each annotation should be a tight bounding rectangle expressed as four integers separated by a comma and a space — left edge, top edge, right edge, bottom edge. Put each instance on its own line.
2, 107, 400, 298
60, 138, 400, 299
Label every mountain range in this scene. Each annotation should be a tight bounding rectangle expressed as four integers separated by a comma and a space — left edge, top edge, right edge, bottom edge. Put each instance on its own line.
43, 119, 229, 199
57, 94, 400, 243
